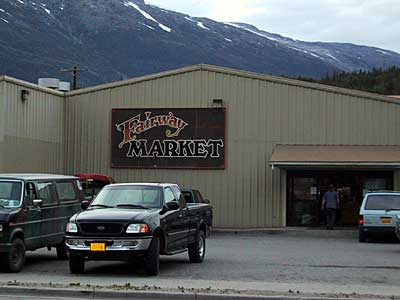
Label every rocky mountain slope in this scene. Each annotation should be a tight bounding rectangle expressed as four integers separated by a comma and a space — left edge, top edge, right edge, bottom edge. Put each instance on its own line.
1, 0, 399, 87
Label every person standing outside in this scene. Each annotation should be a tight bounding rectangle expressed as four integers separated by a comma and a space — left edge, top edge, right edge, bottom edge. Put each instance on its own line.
321, 184, 340, 229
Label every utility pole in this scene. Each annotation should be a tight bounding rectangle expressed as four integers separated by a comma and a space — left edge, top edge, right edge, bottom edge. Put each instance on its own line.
60, 65, 87, 90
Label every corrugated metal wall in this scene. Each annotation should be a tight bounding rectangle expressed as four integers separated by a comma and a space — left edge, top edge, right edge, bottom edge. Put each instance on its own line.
64, 68, 400, 228
0, 79, 65, 173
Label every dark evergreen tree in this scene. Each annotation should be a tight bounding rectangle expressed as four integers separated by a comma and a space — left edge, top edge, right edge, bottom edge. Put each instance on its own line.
295, 66, 400, 95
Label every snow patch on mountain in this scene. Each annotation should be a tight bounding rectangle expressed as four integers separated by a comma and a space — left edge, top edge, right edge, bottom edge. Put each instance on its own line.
376, 49, 391, 55
184, 17, 210, 30
39, 4, 51, 15
225, 22, 280, 42
123, 1, 171, 33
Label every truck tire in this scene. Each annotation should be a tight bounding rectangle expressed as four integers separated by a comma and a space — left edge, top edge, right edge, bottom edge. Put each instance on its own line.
188, 231, 205, 263
69, 255, 85, 274
359, 229, 368, 243
56, 243, 68, 260
144, 237, 159, 276
3, 238, 26, 273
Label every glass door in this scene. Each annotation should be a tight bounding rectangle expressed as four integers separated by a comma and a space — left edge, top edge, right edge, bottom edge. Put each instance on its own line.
287, 176, 319, 226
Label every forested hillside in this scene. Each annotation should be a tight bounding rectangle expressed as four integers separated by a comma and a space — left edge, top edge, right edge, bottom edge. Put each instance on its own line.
297, 66, 400, 95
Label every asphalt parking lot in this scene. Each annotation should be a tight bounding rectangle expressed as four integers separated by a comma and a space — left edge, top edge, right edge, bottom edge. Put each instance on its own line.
1, 230, 400, 296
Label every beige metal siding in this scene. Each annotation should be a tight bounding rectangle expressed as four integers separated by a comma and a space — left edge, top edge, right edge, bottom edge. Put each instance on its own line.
0, 81, 65, 173
65, 69, 400, 228
0, 81, 4, 170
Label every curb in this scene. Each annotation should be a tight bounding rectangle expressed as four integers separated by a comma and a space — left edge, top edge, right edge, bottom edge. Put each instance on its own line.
0, 286, 388, 300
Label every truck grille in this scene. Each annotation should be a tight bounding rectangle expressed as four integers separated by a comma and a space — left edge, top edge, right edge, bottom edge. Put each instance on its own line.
79, 223, 124, 235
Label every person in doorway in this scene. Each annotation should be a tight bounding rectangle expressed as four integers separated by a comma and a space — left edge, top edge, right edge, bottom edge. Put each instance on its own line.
321, 184, 340, 230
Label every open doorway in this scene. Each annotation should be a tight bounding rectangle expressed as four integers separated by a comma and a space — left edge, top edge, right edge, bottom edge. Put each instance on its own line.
286, 170, 393, 227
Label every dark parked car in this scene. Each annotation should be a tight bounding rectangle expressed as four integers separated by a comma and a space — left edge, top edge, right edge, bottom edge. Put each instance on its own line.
181, 189, 210, 204
0, 174, 83, 272
65, 183, 212, 276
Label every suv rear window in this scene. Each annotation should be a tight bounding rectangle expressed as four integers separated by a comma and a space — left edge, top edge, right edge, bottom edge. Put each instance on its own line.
56, 182, 77, 201
365, 195, 400, 210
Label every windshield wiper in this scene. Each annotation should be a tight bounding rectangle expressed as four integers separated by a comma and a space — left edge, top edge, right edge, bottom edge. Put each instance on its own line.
89, 204, 113, 208
115, 204, 148, 209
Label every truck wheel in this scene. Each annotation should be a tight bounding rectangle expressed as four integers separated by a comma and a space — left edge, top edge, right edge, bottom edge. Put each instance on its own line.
359, 230, 368, 243
4, 238, 26, 273
69, 255, 85, 274
188, 231, 205, 263
144, 237, 159, 276
56, 243, 68, 260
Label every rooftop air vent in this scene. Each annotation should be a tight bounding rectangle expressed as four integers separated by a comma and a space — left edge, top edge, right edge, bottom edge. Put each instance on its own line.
38, 78, 60, 89
58, 81, 71, 92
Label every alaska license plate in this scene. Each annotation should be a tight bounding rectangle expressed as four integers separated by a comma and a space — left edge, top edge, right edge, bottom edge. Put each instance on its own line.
90, 243, 106, 251
380, 217, 392, 224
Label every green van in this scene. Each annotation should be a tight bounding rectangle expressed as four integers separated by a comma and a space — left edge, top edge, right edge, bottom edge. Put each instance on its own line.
0, 174, 83, 272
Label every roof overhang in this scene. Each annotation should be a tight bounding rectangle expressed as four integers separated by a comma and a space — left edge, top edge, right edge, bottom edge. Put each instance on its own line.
270, 145, 400, 169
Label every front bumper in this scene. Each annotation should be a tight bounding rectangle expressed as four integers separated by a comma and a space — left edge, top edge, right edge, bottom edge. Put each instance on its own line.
65, 236, 152, 252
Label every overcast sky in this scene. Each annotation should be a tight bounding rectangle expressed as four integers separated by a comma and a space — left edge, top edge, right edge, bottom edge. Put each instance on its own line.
146, 0, 400, 53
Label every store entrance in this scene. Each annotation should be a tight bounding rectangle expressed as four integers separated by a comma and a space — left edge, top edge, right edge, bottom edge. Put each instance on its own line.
286, 170, 393, 227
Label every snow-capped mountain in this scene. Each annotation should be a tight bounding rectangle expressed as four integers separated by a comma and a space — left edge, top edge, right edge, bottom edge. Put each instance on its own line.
1, 0, 400, 87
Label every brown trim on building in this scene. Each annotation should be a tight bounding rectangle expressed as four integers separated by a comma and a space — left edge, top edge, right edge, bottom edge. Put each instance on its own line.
270, 145, 400, 168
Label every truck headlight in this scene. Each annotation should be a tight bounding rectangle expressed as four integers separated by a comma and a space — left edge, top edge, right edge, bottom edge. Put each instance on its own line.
66, 223, 78, 233
126, 224, 149, 234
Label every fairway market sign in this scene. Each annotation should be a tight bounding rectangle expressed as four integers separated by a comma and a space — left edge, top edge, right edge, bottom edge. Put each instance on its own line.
111, 108, 226, 169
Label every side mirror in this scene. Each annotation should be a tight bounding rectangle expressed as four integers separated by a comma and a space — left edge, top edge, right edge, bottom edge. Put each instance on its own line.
167, 201, 180, 211
159, 201, 180, 215
203, 199, 210, 204
81, 200, 90, 210
33, 199, 43, 207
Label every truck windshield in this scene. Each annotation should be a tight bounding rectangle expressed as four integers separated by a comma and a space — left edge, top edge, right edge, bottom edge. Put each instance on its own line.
90, 186, 162, 209
0, 181, 23, 208
365, 195, 400, 210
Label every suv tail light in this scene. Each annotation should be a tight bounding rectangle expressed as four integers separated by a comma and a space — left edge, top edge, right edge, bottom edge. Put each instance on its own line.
358, 215, 364, 226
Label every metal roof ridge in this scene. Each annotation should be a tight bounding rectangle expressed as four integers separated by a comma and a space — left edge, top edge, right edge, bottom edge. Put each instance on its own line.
2, 65, 399, 106
65, 64, 400, 105
200, 65, 400, 105
0, 75, 65, 96
65, 64, 204, 97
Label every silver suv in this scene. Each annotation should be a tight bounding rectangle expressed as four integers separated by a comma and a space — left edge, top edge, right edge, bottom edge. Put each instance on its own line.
359, 192, 400, 242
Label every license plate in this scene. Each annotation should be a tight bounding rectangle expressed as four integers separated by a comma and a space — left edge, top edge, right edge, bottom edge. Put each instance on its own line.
380, 217, 392, 224
90, 243, 106, 251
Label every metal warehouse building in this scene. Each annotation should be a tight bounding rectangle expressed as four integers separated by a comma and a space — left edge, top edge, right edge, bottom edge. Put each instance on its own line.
1, 64, 400, 228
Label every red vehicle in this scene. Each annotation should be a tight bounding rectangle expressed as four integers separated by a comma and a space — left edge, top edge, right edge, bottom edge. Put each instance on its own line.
74, 174, 115, 201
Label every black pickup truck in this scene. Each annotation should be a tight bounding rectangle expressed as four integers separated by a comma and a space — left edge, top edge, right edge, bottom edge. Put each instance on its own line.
65, 183, 212, 276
